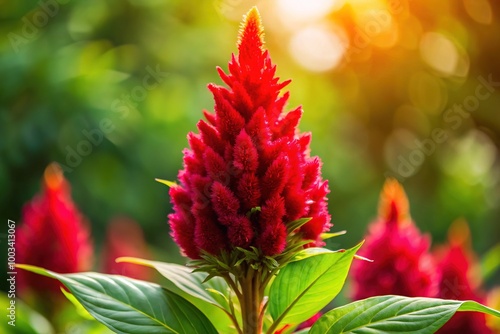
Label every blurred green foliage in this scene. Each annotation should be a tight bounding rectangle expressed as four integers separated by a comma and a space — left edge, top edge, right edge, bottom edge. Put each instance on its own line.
0, 0, 499, 300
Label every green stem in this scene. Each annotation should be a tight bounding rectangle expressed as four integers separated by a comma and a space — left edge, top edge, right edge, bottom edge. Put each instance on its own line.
222, 274, 244, 334
223, 273, 243, 300
239, 265, 264, 334
220, 307, 243, 334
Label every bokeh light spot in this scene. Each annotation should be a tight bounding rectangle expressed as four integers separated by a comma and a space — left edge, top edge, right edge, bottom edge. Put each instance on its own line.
277, 0, 344, 27
463, 0, 493, 25
408, 71, 447, 115
289, 25, 346, 72
438, 130, 498, 185
419, 32, 459, 76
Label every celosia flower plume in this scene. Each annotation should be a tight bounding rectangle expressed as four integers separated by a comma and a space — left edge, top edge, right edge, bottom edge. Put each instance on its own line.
351, 179, 436, 300
102, 216, 153, 281
435, 220, 492, 334
17, 163, 93, 296
168, 7, 331, 258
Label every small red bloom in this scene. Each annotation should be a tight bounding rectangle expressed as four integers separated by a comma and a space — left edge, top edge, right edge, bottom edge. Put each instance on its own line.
351, 179, 437, 300
102, 216, 153, 281
168, 8, 331, 258
435, 220, 492, 334
296, 312, 322, 330
17, 163, 93, 296
274, 313, 321, 333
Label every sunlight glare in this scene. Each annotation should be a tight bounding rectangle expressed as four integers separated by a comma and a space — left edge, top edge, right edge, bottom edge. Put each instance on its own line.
276, 0, 344, 28
289, 25, 346, 72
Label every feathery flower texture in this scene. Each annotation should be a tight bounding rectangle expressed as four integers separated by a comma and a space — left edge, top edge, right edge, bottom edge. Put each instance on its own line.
351, 179, 436, 300
17, 163, 93, 295
168, 8, 331, 259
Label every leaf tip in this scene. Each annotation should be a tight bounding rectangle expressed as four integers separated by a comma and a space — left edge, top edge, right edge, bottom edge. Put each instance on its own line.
15, 264, 55, 278
354, 254, 374, 262
115, 257, 153, 269
155, 178, 177, 188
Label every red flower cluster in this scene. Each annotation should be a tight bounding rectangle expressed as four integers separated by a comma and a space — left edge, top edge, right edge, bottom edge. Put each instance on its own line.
102, 216, 153, 281
351, 179, 437, 299
352, 181, 494, 332
168, 8, 331, 258
17, 163, 93, 296
435, 221, 492, 334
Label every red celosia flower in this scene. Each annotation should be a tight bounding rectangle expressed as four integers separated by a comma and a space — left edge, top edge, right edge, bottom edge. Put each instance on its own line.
351, 179, 437, 300
17, 163, 93, 296
435, 220, 492, 334
168, 8, 331, 258
101, 216, 153, 281
296, 312, 322, 330
275, 313, 322, 333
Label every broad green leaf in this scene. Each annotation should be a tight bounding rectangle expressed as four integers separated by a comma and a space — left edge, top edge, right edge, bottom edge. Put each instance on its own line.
61, 287, 94, 320
290, 247, 336, 262
310, 295, 500, 334
116, 257, 229, 307
268, 242, 362, 330
17, 264, 217, 334
116, 258, 236, 333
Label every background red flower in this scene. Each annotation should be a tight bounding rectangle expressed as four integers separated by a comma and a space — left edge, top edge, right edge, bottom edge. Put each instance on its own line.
16, 163, 93, 297
351, 179, 437, 300
435, 220, 492, 334
101, 216, 153, 281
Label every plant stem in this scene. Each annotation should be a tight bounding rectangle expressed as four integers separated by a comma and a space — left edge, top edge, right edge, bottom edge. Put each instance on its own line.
239, 265, 264, 334
221, 274, 244, 334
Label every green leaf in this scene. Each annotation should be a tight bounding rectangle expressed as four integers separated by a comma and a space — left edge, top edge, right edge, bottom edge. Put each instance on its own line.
116, 257, 229, 308
61, 287, 94, 320
116, 258, 236, 333
309, 295, 500, 334
286, 217, 312, 233
247, 206, 262, 218
17, 264, 218, 334
320, 230, 347, 240
155, 178, 177, 187
290, 247, 338, 262
268, 242, 362, 331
